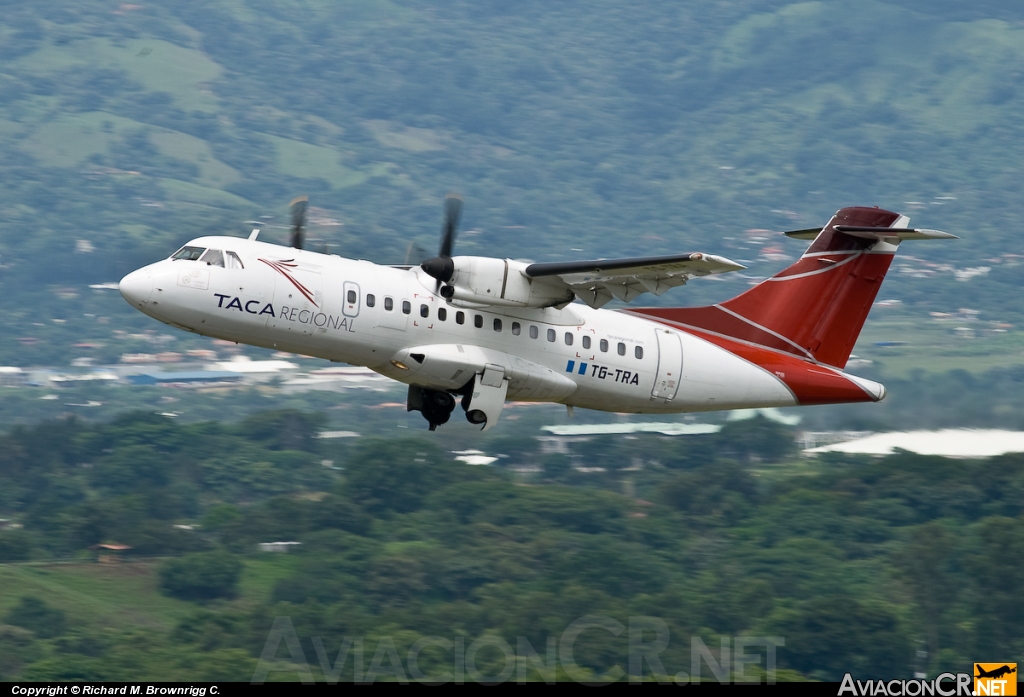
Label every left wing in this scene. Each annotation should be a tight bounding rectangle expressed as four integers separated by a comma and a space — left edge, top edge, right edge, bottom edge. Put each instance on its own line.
524, 252, 745, 308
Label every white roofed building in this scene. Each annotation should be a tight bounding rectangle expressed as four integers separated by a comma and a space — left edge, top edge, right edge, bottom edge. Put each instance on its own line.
804, 429, 1024, 458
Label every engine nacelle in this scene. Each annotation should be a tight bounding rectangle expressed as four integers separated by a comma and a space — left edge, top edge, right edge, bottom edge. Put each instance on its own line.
440, 257, 573, 308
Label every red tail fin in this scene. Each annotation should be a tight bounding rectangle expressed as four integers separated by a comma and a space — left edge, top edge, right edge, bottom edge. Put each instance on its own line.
632, 207, 908, 369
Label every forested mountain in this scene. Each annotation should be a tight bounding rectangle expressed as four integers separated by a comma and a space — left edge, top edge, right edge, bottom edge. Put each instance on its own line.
1, 0, 1022, 327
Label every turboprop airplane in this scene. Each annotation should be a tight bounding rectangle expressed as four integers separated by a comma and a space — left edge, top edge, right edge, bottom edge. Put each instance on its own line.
119, 196, 954, 431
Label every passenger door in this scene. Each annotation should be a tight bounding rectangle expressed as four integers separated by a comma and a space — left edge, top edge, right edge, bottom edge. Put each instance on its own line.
651, 328, 683, 401
343, 281, 360, 318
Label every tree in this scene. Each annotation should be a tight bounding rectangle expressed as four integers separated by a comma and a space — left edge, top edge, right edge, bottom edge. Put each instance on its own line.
342, 438, 458, 515
899, 522, 954, 661
159, 552, 243, 602
4, 596, 67, 639
715, 415, 796, 463
0, 624, 40, 679
235, 410, 326, 452
542, 452, 573, 482
0, 530, 32, 562
770, 595, 911, 680
970, 516, 1024, 654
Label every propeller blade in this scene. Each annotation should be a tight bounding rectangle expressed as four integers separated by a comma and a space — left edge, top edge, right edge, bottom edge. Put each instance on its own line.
439, 193, 462, 259
289, 195, 309, 249
404, 241, 429, 266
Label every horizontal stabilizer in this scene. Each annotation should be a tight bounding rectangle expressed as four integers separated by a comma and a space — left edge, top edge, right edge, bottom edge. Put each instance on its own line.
785, 225, 957, 241
782, 228, 820, 240
832, 226, 958, 241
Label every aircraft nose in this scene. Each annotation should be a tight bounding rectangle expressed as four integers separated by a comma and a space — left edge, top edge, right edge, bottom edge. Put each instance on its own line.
119, 269, 154, 308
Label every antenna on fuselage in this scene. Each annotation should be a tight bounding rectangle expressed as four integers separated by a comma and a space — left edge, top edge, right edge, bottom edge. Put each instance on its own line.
248, 228, 260, 241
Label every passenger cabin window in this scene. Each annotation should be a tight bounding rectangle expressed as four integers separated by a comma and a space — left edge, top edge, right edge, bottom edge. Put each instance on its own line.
547, 328, 556, 342
512, 322, 521, 336
635, 346, 644, 359
384, 297, 394, 311
402, 301, 411, 314
582, 336, 591, 349
438, 308, 447, 321
600, 339, 609, 352
420, 304, 429, 318
564, 332, 573, 346
494, 318, 502, 332
200, 249, 224, 267
530, 325, 539, 339
617, 342, 626, 356
366, 294, 376, 308
225, 251, 244, 269
474, 314, 484, 328
171, 246, 206, 261
456, 311, 465, 325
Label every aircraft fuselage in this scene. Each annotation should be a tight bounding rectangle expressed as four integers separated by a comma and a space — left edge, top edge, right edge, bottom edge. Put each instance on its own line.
120, 235, 851, 417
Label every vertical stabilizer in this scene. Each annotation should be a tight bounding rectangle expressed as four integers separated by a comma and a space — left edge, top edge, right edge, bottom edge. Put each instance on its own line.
630, 207, 951, 369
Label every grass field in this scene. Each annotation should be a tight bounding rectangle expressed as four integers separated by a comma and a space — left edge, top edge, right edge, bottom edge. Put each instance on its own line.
265, 134, 369, 188
14, 38, 222, 113
852, 314, 1024, 377
152, 131, 242, 188
20, 112, 151, 168
0, 555, 298, 632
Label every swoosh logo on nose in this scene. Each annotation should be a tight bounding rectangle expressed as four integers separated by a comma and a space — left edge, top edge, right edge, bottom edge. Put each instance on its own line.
259, 258, 318, 307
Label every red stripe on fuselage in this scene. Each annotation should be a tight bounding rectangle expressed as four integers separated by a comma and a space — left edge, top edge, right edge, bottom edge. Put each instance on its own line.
629, 315, 879, 405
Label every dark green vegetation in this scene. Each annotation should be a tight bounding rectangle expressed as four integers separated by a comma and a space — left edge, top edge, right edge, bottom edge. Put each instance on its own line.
1, 0, 1023, 683
1, 0, 1023, 371
1, 411, 1022, 681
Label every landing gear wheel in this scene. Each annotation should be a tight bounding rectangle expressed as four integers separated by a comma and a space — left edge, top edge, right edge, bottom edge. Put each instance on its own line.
407, 385, 457, 431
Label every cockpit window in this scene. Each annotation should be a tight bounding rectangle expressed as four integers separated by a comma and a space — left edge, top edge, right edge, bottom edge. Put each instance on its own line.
171, 246, 206, 261
225, 251, 244, 269
200, 249, 224, 267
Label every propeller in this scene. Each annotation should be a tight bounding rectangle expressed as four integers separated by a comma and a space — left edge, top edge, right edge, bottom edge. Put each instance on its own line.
289, 195, 309, 249
404, 241, 429, 266
421, 193, 462, 289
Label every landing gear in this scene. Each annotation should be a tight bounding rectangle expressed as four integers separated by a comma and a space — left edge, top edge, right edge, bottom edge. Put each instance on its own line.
460, 367, 509, 431
408, 366, 509, 432
407, 385, 456, 431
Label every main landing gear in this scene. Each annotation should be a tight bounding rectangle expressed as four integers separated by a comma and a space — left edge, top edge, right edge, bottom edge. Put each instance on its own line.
407, 385, 457, 431
407, 367, 509, 432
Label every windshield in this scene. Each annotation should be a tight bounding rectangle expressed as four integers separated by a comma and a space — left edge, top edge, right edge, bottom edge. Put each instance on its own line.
200, 249, 224, 267
171, 246, 206, 261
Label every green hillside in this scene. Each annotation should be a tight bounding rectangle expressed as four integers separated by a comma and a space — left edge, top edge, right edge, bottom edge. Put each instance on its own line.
0, 0, 1022, 370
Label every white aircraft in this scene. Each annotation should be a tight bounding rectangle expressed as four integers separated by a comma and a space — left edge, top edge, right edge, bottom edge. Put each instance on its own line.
119, 196, 954, 431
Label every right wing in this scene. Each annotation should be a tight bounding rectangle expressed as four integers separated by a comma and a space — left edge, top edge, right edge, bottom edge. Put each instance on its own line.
524, 252, 745, 308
